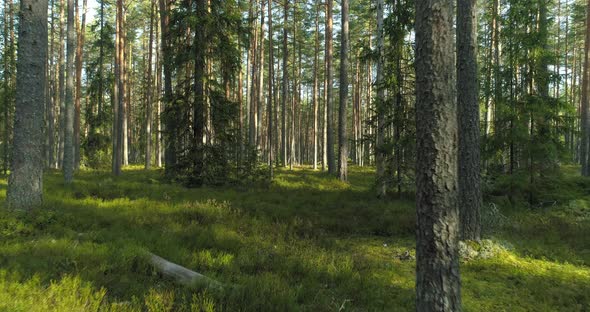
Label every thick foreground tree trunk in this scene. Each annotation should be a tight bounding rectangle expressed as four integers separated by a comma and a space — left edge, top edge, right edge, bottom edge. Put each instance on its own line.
415, 0, 462, 309
7, 0, 48, 209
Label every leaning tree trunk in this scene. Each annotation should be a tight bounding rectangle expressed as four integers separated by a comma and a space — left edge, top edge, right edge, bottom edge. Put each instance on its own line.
415, 0, 462, 309
7, 0, 48, 209
457, 0, 482, 240
337, 0, 349, 182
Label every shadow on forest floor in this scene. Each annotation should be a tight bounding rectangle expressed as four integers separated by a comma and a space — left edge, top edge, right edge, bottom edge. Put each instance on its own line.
0, 166, 589, 311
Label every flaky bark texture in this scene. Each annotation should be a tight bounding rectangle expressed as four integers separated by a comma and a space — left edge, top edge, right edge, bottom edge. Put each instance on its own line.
457, 0, 481, 240
415, 0, 462, 310
337, 0, 348, 182
7, 0, 48, 209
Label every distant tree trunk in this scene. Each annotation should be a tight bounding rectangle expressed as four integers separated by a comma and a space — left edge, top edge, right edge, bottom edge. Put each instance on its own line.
193, 0, 207, 184
122, 12, 129, 166
337, 0, 349, 182
457, 0, 482, 240
7, 0, 48, 209
325, 0, 335, 174
113, 0, 124, 176
63, 0, 76, 183
155, 8, 162, 167
282, 0, 289, 167
267, 0, 274, 179
415, 0, 462, 309
74, 0, 87, 170
313, 3, 319, 170
97, 0, 104, 131
248, 0, 258, 150
145, 0, 155, 170
376, 0, 386, 196
58, 0, 65, 168
290, 3, 297, 170
159, 0, 175, 174
257, 1, 266, 151
580, 0, 590, 176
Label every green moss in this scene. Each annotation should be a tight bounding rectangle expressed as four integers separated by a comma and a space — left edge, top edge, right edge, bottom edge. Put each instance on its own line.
0, 167, 589, 311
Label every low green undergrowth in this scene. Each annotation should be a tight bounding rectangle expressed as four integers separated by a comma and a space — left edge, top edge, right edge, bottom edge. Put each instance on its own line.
0, 166, 589, 311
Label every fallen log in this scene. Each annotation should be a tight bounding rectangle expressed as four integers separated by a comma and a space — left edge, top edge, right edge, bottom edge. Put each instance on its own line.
148, 252, 225, 290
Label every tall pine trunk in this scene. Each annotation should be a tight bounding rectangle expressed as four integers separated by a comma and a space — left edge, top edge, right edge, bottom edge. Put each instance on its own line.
63, 0, 76, 183
415, 0, 461, 309
457, 0, 482, 240
7, 0, 48, 209
325, 0, 335, 174
337, 0, 349, 181
580, 0, 590, 176
376, 0, 386, 196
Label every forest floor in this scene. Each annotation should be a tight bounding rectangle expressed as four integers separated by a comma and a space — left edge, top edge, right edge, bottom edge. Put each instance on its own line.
0, 166, 589, 311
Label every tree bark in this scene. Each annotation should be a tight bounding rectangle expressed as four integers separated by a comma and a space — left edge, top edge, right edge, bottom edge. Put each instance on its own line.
325, 0, 335, 174
580, 0, 590, 176
313, 3, 319, 170
282, 0, 289, 167
63, 0, 76, 183
193, 0, 207, 184
457, 0, 481, 240
74, 0, 87, 170
337, 0, 349, 182
267, 0, 274, 179
7, 0, 48, 209
376, 0, 386, 196
58, 0, 65, 168
145, 0, 155, 170
415, 0, 462, 309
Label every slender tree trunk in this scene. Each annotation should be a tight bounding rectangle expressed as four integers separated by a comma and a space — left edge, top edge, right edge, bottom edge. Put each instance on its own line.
580, 0, 590, 176
193, 0, 207, 184
313, 3, 319, 170
457, 0, 481, 240
113, 0, 124, 175
155, 7, 162, 167
376, 0, 386, 196
58, 0, 65, 168
159, 0, 175, 174
282, 0, 289, 167
63, 0, 76, 183
122, 11, 129, 166
74, 0, 87, 170
267, 0, 274, 179
7, 0, 48, 209
145, 0, 155, 169
415, 0, 462, 309
337, 0, 349, 181
326, 0, 335, 174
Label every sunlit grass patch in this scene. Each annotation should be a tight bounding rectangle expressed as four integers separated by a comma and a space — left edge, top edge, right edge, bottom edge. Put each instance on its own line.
0, 166, 589, 310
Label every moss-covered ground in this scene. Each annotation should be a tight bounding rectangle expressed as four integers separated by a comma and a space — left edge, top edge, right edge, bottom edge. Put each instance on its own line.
0, 166, 589, 311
